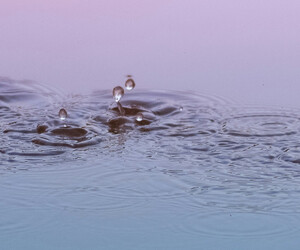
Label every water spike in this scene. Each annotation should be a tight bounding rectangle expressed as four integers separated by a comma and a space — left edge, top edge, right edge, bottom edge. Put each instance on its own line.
117, 102, 125, 116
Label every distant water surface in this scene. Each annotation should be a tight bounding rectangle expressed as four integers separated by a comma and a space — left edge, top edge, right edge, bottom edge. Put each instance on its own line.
1, 77, 300, 250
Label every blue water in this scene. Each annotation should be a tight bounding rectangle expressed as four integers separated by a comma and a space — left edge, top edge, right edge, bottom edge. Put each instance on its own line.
1, 77, 300, 249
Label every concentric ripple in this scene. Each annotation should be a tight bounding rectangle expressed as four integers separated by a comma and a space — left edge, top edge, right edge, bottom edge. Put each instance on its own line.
0, 79, 226, 164
221, 108, 300, 137
2, 77, 300, 243
175, 211, 300, 239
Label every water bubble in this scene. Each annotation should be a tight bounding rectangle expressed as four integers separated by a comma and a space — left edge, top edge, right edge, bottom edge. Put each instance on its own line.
113, 86, 124, 102
125, 78, 136, 91
136, 112, 144, 122
59, 108, 67, 120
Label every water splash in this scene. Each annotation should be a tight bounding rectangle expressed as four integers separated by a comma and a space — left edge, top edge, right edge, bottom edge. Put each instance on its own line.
2, 78, 300, 248
117, 102, 125, 116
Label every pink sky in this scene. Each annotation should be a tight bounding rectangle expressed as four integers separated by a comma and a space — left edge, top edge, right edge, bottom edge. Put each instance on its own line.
0, 0, 299, 106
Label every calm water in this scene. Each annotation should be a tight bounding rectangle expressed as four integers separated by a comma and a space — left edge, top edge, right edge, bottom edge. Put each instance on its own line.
1, 77, 300, 249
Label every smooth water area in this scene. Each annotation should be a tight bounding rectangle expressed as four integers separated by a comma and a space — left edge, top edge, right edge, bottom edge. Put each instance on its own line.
1, 77, 300, 249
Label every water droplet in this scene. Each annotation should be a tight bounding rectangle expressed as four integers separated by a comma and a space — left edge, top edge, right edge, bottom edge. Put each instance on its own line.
136, 112, 144, 122
125, 78, 136, 91
179, 106, 183, 111
113, 86, 124, 102
59, 108, 67, 120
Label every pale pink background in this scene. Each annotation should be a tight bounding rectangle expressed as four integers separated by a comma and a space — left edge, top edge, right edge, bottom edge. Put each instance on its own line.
0, 0, 299, 106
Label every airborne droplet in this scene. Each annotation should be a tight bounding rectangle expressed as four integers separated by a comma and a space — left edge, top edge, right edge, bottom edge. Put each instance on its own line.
125, 78, 136, 91
59, 108, 67, 120
136, 112, 144, 122
113, 86, 124, 102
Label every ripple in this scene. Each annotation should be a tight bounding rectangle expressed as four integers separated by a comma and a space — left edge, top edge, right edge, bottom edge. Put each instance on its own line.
176, 211, 300, 239
0, 79, 229, 166
45, 167, 189, 212
0, 76, 58, 107
221, 108, 300, 138
2, 77, 300, 239
0, 207, 57, 237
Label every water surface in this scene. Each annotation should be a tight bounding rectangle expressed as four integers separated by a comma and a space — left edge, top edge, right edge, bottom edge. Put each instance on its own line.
1, 78, 300, 249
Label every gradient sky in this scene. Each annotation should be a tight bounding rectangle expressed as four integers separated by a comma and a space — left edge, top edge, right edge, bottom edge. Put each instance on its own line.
0, 0, 299, 106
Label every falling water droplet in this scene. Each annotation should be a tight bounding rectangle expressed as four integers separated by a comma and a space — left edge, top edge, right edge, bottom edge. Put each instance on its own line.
59, 108, 67, 120
125, 78, 136, 90
113, 86, 124, 102
136, 112, 144, 122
